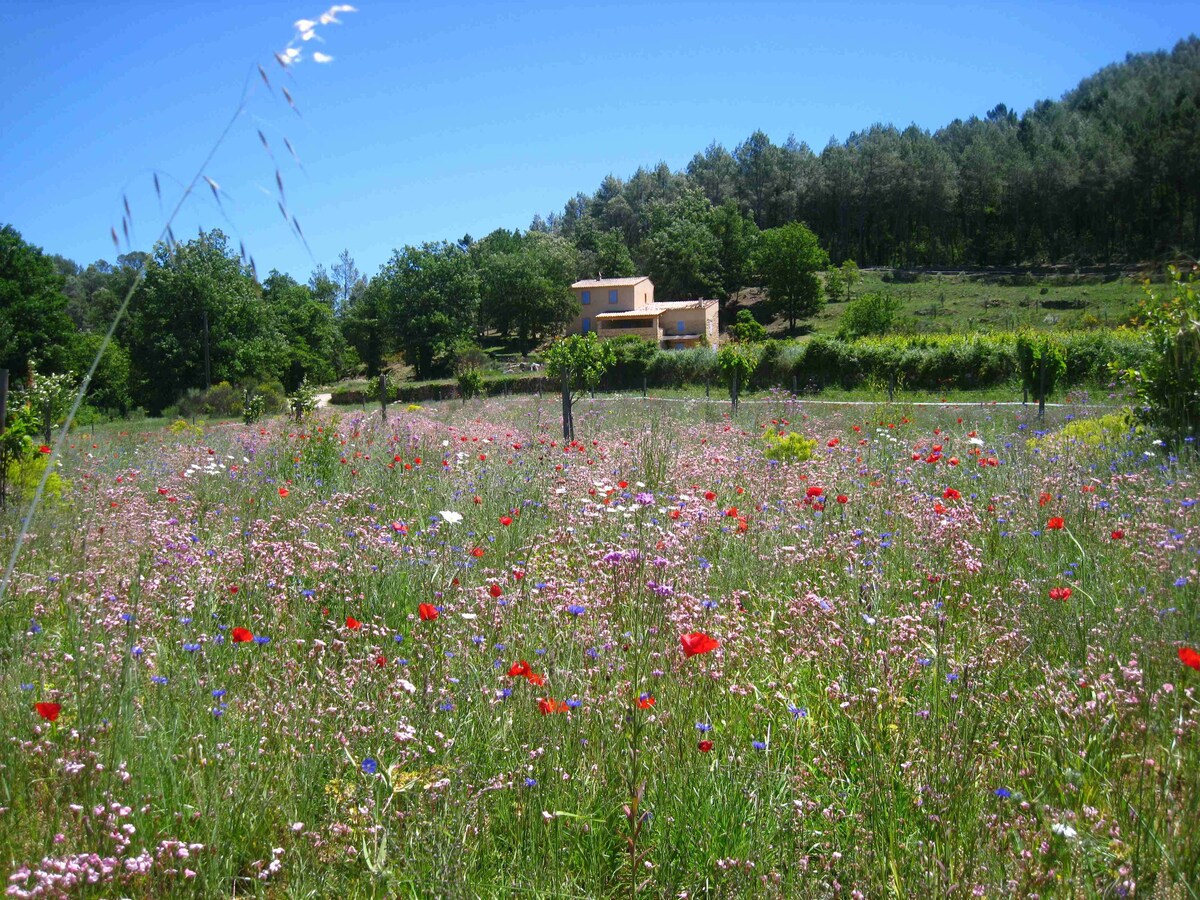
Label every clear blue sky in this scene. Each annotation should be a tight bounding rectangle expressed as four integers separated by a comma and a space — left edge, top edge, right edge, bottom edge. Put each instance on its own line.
2, 2, 1194, 282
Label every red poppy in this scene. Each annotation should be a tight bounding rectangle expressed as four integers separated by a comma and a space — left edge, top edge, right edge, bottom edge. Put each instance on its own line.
704, 491, 716, 501
470, 547, 486, 558
636, 694, 655, 709
669, 509, 681, 520
618, 481, 628, 489
943, 488, 961, 500
681, 632, 719, 658
836, 494, 849, 504
499, 516, 513, 527
538, 697, 568, 714
278, 487, 289, 497
346, 616, 362, 630
806, 486, 824, 498
231, 627, 254, 642
526, 672, 546, 686
1038, 492, 1052, 507
725, 507, 738, 517
697, 740, 713, 752
374, 655, 387, 668
418, 603, 438, 621
1046, 517, 1065, 530
35, 702, 61, 722
228, 585, 238, 595
1049, 587, 1072, 601
486, 584, 502, 599
1111, 530, 1125, 540
508, 660, 532, 677
1180, 647, 1200, 671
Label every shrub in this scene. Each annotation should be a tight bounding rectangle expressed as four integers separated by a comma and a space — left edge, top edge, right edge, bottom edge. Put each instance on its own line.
728, 309, 767, 343
1123, 268, 1200, 444
761, 429, 816, 463
457, 367, 485, 401
838, 291, 901, 339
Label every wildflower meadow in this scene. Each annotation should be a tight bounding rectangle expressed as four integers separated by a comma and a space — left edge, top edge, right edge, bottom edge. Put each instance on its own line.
2, 395, 1198, 898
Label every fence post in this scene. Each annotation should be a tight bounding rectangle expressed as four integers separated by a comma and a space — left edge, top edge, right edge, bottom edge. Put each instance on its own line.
378, 373, 388, 422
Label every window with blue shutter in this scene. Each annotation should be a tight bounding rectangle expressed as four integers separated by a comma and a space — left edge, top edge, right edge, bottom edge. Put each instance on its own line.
581, 291, 590, 305
608, 289, 618, 304
582, 317, 590, 334
677, 320, 685, 335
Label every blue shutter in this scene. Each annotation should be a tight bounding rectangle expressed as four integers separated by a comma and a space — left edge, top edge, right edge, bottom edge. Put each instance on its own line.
677, 320, 685, 334
609, 289, 618, 304
582, 317, 590, 334
581, 290, 590, 305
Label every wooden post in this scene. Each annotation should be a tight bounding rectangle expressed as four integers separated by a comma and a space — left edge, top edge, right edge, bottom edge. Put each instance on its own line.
642, 375, 647, 399
378, 373, 388, 422
792, 375, 797, 396
731, 369, 739, 415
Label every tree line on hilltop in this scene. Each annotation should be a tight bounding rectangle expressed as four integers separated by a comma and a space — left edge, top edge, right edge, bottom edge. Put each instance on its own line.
1, 37, 1196, 417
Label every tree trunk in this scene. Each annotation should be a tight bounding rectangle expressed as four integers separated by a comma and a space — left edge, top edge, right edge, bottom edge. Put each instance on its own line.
561, 370, 573, 442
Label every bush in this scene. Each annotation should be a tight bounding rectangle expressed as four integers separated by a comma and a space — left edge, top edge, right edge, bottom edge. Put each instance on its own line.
762, 429, 816, 463
728, 309, 768, 343
1124, 268, 1200, 443
457, 367, 485, 401
838, 291, 901, 339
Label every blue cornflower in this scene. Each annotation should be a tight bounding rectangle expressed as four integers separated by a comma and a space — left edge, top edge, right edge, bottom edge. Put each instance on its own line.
1174, 576, 1189, 587
212, 689, 226, 698
121, 613, 135, 623
131, 646, 143, 657
394, 634, 405, 643
438, 700, 455, 711
20, 683, 34, 691
566, 604, 586, 616
361, 758, 378, 775
994, 787, 1012, 798
29, 619, 42, 634
789, 705, 807, 719
566, 698, 582, 709
946, 673, 960, 683
151, 675, 168, 685
182, 642, 200, 652
498, 688, 512, 699
752, 740, 767, 750
524, 777, 537, 787
254, 635, 271, 645
696, 722, 713, 732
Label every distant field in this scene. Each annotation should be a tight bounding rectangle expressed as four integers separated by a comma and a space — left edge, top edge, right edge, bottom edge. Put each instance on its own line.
746, 269, 1147, 337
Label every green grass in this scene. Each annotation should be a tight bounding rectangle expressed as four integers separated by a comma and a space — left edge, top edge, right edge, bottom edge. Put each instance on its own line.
746, 269, 1147, 338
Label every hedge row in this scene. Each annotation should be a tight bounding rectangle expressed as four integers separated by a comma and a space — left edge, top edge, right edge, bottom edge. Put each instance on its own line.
331, 330, 1150, 403
330, 373, 549, 405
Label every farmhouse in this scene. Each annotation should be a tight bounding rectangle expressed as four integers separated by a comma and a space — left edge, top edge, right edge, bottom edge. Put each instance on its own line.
567, 276, 720, 350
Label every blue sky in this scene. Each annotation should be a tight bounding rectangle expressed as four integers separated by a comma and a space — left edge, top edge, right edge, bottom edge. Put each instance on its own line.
2, 2, 1194, 282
